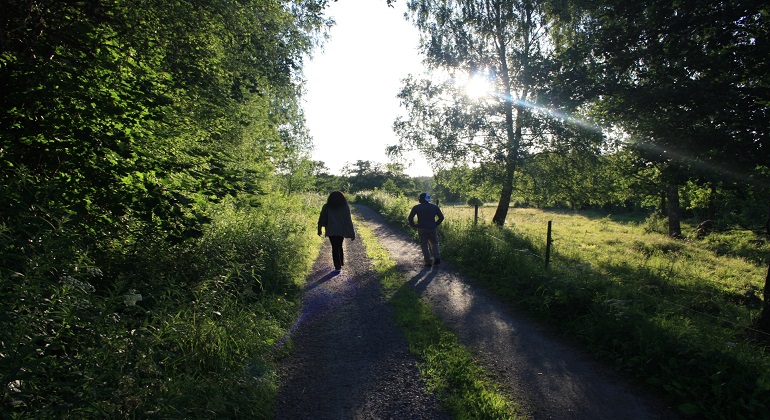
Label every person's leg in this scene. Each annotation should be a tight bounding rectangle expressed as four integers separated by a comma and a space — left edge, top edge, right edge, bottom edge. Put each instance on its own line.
417, 228, 432, 265
329, 236, 343, 270
427, 228, 441, 264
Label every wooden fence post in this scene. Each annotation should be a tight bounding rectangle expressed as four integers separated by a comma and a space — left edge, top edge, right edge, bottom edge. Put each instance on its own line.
545, 220, 553, 268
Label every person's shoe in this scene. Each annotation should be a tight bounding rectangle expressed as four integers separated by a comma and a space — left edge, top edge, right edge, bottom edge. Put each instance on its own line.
433, 258, 441, 265
424, 262, 432, 268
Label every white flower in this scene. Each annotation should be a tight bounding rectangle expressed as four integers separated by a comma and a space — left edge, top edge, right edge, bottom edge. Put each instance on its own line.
123, 293, 143, 306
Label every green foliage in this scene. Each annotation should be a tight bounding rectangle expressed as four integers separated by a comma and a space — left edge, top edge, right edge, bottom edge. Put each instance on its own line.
1, 193, 322, 417
341, 160, 418, 194
354, 190, 415, 232
434, 165, 501, 204
642, 212, 668, 235
556, 0, 770, 188
467, 197, 484, 207
0, 0, 330, 416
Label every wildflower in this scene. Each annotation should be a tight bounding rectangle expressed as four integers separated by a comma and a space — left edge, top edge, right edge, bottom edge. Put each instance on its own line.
124, 293, 143, 306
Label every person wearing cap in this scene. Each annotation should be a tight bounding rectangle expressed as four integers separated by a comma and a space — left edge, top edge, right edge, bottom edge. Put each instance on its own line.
408, 192, 445, 267
318, 191, 356, 271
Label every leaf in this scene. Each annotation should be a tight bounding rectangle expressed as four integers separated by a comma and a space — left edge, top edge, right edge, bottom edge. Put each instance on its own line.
677, 403, 699, 416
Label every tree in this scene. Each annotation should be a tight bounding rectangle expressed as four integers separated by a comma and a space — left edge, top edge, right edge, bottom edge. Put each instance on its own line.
554, 0, 770, 235
556, 0, 770, 325
0, 0, 330, 249
395, 0, 559, 225
433, 164, 501, 204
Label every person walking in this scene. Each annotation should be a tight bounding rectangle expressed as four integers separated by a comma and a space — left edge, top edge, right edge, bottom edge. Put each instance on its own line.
408, 192, 444, 267
318, 191, 356, 271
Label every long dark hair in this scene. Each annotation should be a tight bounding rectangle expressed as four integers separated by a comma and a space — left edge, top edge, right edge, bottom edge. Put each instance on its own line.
326, 191, 348, 208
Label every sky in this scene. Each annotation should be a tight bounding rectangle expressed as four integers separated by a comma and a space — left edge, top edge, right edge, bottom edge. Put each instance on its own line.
301, 0, 433, 178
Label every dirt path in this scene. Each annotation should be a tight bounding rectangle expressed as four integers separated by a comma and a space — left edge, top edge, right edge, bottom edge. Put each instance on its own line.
273, 208, 450, 419
275, 205, 678, 419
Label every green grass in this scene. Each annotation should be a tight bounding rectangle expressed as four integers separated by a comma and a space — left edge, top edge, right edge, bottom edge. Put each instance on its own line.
355, 217, 525, 419
358, 191, 770, 419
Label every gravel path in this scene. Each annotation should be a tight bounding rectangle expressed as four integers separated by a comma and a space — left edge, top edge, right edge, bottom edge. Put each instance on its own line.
275, 205, 679, 419
274, 208, 450, 419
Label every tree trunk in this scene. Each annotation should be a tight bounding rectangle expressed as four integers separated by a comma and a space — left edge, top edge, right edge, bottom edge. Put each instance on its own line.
493, 183, 513, 226
491, 14, 518, 226
492, 101, 521, 226
667, 184, 682, 238
490, 0, 532, 226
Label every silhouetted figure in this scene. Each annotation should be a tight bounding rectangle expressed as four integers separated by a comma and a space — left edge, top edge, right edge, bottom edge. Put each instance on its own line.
318, 191, 356, 271
408, 193, 444, 267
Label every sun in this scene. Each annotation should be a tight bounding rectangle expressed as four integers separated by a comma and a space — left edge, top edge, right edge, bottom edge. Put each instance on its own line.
463, 73, 494, 99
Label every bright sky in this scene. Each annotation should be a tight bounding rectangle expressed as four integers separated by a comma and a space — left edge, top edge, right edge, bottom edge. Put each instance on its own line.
302, 0, 433, 178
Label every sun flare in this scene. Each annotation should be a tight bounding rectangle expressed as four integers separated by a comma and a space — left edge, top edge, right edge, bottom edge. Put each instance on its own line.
463, 74, 493, 99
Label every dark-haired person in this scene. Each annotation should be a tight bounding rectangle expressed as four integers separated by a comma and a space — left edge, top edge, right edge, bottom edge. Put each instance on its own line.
408, 192, 444, 267
317, 191, 356, 271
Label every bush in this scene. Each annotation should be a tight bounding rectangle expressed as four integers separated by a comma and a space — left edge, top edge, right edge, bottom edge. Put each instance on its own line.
642, 212, 668, 235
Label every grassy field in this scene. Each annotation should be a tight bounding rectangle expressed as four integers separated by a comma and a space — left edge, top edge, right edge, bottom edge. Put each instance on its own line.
357, 192, 770, 418
443, 204, 770, 418
444, 205, 767, 320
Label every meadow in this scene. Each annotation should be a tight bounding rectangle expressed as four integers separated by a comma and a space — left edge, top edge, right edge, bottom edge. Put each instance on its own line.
357, 191, 770, 418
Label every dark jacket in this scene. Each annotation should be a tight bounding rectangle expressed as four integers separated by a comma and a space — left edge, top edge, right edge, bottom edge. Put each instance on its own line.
408, 202, 444, 230
318, 204, 356, 239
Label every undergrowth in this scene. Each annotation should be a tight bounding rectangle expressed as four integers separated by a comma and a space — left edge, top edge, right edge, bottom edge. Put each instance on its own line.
1, 193, 323, 418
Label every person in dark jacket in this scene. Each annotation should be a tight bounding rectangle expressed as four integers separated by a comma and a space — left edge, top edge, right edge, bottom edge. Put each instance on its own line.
318, 191, 356, 271
408, 192, 444, 267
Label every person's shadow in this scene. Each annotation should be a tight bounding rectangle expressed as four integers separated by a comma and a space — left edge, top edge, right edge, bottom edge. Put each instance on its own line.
304, 270, 339, 291
408, 266, 439, 295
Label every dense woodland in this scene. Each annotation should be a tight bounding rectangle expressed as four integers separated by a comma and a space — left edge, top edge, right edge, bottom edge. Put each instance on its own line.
1, 0, 768, 417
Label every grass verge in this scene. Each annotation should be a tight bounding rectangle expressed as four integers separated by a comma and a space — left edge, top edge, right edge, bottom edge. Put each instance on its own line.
355, 217, 525, 419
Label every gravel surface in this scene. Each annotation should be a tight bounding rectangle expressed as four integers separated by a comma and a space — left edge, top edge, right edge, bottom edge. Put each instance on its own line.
274, 208, 450, 420
275, 205, 680, 419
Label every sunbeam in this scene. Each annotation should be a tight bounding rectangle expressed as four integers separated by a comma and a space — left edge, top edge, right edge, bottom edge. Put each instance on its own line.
497, 94, 764, 186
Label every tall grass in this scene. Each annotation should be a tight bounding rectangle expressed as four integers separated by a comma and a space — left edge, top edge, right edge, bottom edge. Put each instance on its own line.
359, 191, 770, 418
1, 193, 323, 418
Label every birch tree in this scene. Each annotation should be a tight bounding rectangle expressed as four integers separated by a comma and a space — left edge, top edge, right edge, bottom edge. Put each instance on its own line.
394, 0, 558, 225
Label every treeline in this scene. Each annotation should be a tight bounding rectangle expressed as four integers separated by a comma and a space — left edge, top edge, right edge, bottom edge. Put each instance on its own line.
431, 149, 769, 228
293, 159, 433, 197
1, 1, 330, 416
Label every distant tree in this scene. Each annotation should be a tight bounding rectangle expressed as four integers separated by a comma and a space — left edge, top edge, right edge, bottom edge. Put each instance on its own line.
412, 176, 435, 196
433, 165, 500, 205
343, 160, 387, 192
310, 161, 347, 193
